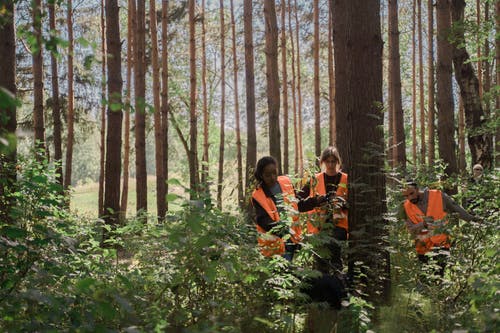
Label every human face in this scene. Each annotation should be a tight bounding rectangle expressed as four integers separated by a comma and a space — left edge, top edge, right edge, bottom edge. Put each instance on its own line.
322, 157, 339, 176
473, 165, 483, 179
403, 186, 419, 204
262, 163, 278, 188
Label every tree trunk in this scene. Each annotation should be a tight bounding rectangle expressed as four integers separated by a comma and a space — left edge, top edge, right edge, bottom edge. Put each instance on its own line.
201, 0, 209, 198
332, 0, 390, 303
230, 0, 244, 208
313, 0, 321, 159
103, 0, 123, 227
150, 0, 166, 220
476, 0, 483, 99
120, 0, 135, 219
99, 0, 107, 217
264, 0, 281, 174
411, 0, 417, 166
32, 0, 45, 158
280, 0, 289, 175
48, 0, 63, 187
135, 0, 147, 212
451, 0, 492, 169
0, 0, 17, 222
188, 0, 199, 198
427, 0, 436, 165
328, 0, 336, 146
418, 0, 426, 165
496, 1, 500, 167
294, 0, 303, 173
65, 0, 75, 189
458, 97, 466, 171
389, 0, 406, 169
217, 0, 226, 210
288, 0, 299, 174
244, 0, 257, 193
436, 0, 458, 177
161, 0, 169, 211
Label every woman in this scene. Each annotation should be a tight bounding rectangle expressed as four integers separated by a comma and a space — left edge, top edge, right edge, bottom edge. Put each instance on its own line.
251, 156, 303, 261
298, 146, 348, 272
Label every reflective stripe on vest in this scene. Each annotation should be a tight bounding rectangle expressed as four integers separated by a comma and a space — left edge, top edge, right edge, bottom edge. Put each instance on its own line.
307, 172, 348, 234
252, 176, 302, 257
404, 189, 449, 255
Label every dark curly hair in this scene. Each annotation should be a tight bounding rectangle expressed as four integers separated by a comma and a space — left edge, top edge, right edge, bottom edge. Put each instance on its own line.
254, 156, 278, 184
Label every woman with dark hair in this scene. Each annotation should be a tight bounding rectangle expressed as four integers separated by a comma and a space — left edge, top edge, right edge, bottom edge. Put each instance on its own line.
251, 156, 304, 261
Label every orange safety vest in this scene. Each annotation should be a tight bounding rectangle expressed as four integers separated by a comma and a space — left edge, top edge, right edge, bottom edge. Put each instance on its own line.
404, 189, 449, 255
307, 172, 348, 234
252, 176, 302, 257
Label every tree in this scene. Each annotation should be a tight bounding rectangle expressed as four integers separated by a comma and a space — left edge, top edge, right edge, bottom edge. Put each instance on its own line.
427, 0, 436, 165
388, 0, 406, 168
288, 0, 299, 173
328, 0, 336, 146
135, 0, 147, 212
418, 0, 426, 165
0, 0, 17, 222
436, 0, 458, 177
313, 0, 321, 159
64, 0, 75, 189
244, 0, 257, 192
264, 0, 281, 173
496, 0, 500, 167
99, 0, 107, 216
201, 0, 209, 196
103, 0, 123, 226
188, 0, 199, 198
294, 0, 303, 173
217, 0, 226, 210
48, 0, 63, 187
230, 0, 243, 207
451, 0, 492, 168
280, 0, 289, 174
161, 0, 169, 210
332, 0, 390, 302
32, 0, 45, 157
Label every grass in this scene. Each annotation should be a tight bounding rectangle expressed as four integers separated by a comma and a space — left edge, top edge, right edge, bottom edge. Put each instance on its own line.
70, 176, 185, 218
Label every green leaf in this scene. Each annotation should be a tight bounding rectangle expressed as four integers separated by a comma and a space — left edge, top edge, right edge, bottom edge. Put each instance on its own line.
76, 277, 97, 293
2, 226, 27, 239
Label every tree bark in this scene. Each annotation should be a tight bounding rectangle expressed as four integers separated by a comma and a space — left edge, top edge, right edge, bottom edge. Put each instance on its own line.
103, 0, 123, 226
328, 0, 336, 146
201, 0, 209, 197
496, 1, 500, 167
217, 0, 226, 210
99, 0, 107, 217
264, 0, 281, 174
451, 0, 492, 169
332, 0, 390, 303
188, 0, 199, 198
427, 0, 436, 165
135, 0, 147, 212
436, 0, 458, 176
65, 0, 75, 189
418, 0, 426, 165
313, 0, 321, 159
288, 0, 299, 174
32, 0, 45, 158
294, 0, 303, 173
280, 0, 289, 174
161, 0, 169, 210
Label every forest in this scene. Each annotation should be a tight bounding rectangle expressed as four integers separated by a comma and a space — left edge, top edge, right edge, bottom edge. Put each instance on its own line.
0, 0, 498, 332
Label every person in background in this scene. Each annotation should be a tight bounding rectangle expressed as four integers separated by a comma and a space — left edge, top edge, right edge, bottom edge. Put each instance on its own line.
297, 146, 349, 273
470, 164, 484, 183
251, 156, 303, 261
401, 180, 479, 276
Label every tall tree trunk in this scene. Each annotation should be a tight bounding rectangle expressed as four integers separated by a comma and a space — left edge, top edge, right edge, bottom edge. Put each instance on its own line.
244, 0, 256, 193
332, 0, 389, 303
313, 0, 321, 159
280, 0, 289, 174
451, 0, 492, 169
65, 0, 74, 188
328, 0, 336, 146
201, 0, 209, 197
103, 0, 123, 226
294, 0, 303, 173
135, 0, 147, 212
496, 1, 500, 167
230, 0, 243, 207
49, 0, 63, 187
264, 0, 281, 174
288, 0, 299, 174
99, 0, 107, 216
458, 97, 466, 171
427, 0, 436, 165
476, 0, 483, 98
32, 0, 45, 158
411, 0, 417, 166
418, 0, 426, 165
389, 0, 406, 169
121, 0, 135, 219
217, 0, 226, 210
0, 0, 17, 222
161, 0, 169, 210
150, 0, 165, 220
188, 0, 199, 198
436, 0, 458, 177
